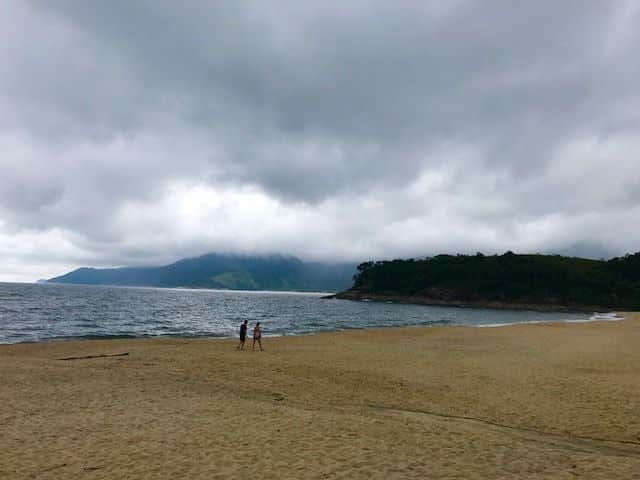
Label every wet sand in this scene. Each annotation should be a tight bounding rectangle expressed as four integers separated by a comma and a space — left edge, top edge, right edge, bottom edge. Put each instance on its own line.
2, 315, 640, 479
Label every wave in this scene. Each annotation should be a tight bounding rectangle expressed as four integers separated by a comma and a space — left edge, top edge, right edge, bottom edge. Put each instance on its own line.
589, 312, 624, 321
475, 312, 625, 328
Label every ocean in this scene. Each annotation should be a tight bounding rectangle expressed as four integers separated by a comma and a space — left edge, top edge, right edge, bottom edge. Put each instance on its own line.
0, 282, 613, 344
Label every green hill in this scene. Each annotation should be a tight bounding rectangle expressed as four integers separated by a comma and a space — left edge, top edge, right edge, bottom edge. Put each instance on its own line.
48, 253, 356, 292
335, 252, 640, 311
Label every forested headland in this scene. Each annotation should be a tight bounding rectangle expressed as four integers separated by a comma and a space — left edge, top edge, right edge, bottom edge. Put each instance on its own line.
334, 252, 640, 312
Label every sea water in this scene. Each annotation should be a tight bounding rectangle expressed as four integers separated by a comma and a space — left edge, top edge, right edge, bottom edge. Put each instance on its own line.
0, 282, 613, 344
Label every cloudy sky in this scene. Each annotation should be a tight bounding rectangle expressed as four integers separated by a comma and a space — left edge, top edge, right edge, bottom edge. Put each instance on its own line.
2, 1, 640, 282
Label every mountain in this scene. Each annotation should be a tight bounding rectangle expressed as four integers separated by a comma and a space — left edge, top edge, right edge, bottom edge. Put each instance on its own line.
48, 253, 356, 292
334, 252, 640, 312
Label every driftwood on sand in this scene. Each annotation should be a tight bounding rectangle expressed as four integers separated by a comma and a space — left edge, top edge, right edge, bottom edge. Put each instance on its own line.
57, 352, 129, 361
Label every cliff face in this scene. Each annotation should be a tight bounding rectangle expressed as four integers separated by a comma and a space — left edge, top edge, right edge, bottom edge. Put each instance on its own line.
333, 252, 640, 312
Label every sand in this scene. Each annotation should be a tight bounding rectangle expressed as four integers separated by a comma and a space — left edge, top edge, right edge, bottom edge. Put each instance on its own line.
2, 315, 640, 479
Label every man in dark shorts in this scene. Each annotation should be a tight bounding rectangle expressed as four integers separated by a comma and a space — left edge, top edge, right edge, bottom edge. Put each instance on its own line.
237, 320, 248, 350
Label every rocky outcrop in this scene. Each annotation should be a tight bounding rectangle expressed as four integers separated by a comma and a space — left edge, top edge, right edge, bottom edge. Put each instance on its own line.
331, 289, 607, 313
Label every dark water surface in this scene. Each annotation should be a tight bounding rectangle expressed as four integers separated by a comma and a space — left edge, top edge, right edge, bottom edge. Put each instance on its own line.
0, 282, 598, 344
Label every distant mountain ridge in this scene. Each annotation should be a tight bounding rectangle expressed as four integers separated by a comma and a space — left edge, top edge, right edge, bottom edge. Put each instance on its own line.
48, 253, 356, 292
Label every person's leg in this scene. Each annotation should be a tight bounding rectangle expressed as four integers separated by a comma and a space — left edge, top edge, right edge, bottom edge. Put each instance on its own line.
240, 340, 245, 350
258, 338, 263, 351
252, 338, 256, 350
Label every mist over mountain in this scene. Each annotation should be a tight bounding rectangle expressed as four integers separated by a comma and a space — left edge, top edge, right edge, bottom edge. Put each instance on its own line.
48, 253, 356, 292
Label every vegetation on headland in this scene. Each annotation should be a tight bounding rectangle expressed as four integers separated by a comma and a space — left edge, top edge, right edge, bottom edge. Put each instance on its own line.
334, 252, 640, 312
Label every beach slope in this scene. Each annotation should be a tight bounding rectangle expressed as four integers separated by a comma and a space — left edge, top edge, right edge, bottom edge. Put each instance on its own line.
2, 315, 640, 479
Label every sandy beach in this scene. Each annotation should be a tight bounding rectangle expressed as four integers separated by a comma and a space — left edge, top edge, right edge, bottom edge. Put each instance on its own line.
2, 315, 640, 479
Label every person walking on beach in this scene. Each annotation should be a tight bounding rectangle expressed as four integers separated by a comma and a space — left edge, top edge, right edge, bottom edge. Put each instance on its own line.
237, 320, 248, 350
252, 322, 264, 351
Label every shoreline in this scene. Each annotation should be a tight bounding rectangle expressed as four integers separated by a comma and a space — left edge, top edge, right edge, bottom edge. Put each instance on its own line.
2, 314, 640, 478
0, 309, 620, 347
33, 281, 337, 296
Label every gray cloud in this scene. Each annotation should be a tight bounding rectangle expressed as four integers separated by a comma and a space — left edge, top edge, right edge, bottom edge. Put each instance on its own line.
1, 1, 640, 280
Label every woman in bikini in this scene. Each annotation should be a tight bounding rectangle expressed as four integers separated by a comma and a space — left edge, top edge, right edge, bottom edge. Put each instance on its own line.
252, 322, 264, 351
